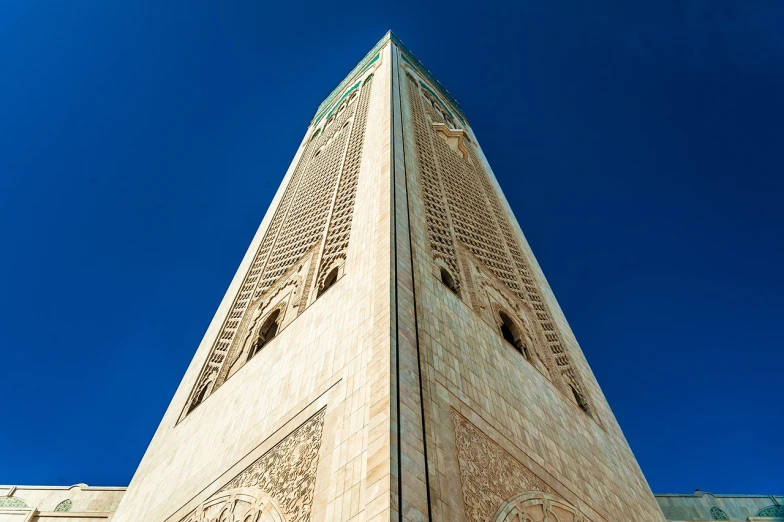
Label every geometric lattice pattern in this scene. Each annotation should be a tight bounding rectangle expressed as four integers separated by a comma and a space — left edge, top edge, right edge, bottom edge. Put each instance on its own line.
756, 505, 784, 517
0, 497, 27, 507
316, 75, 374, 290
54, 499, 73, 512
710, 506, 729, 520
406, 74, 462, 288
182, 74, 375, 418
405, 72, 596, 418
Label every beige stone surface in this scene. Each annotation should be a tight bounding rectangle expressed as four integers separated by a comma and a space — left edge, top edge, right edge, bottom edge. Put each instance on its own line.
101, 33, 665, 522
0, 484, 124, 521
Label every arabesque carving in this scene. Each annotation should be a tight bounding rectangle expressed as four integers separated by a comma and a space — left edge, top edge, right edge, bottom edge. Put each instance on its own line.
221, 409, 325, 522
181, 408, 326, 522
452, 409, 555, 522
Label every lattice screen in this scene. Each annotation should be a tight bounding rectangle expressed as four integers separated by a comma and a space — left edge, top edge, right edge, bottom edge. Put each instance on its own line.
405, 73, 597, 420
181, 75, 374, 418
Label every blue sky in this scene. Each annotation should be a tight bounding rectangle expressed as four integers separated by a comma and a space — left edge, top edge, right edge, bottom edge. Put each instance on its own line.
1, 1, 782, 495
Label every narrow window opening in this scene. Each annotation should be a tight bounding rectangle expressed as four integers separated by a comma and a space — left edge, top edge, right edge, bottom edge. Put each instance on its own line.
318, 267, 340, 297
252, 309, 280, 358
569, 384, 591, 416
188, 384, 209, 413
500, 322, 516, 346
440, 268, 459, 296
499, 312, 528, 361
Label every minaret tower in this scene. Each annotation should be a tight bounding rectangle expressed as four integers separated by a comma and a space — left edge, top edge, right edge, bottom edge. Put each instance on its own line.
112, 32, 665, 522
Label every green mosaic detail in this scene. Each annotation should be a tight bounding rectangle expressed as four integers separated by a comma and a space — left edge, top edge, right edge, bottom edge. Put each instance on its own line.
314, 36, 386, 118
418, 81, 454, 119
0, 497, 27, 507
313, 31, 468, 126
54, 499, 73, 512
314, 80, 361, 125
398, 45, 467, 124
313, 49, 379, 125
358, 53, 380, 75
710, 507, 729, 520
756, 505, 784, 517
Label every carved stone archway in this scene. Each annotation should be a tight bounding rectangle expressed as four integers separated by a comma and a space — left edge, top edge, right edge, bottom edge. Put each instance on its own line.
183, 487, 287, 522
493, 491, 590, 522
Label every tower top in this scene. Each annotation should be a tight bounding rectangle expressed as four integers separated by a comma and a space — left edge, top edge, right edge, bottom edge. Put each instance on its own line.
312, 31, 466, 126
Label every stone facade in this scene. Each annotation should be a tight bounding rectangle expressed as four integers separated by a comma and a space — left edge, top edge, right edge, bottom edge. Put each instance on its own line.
101, 32, 668, 522
655, 492, 784, 521
0, 484, 125, 522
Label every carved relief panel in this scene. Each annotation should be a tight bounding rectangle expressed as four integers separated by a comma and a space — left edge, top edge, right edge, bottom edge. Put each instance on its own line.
181, 488, 286, 522
180, 409, 325, 522
452, 410, 592, 522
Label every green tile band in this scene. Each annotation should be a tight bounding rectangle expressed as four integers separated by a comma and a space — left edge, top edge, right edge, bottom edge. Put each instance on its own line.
311, 32, 468, 126
314, 80, 362, 125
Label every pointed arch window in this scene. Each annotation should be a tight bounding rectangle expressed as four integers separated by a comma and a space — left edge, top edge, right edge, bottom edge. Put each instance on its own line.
569, 383, 592, 417
318, 267, 340, 298
498, 311, 530, 361
252, 309, 281, 358
188, 381, 210, 413
440, 268, 459, 296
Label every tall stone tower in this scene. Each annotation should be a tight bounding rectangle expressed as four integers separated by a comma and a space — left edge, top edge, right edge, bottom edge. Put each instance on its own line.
112, 33, 665, 522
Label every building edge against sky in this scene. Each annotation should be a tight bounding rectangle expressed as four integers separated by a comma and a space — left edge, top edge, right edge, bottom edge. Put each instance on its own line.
1, 32, 779, 522
108, 30, 664, 522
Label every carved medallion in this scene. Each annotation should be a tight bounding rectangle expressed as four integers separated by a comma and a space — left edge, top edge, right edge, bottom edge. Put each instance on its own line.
493, 491, 590, 522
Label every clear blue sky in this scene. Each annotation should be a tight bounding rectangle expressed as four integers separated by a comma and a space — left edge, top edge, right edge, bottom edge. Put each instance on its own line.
1, 1, 782, 495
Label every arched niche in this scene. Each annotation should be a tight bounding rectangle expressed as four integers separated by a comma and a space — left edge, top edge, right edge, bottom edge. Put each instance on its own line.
492, 491, 590, 522
184, 487, 287, 522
